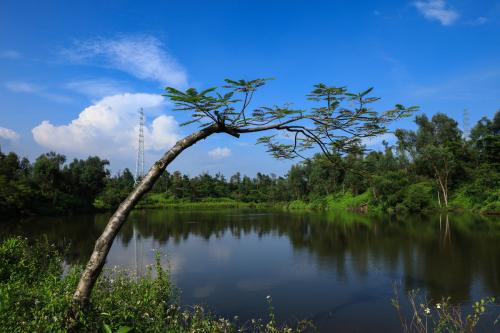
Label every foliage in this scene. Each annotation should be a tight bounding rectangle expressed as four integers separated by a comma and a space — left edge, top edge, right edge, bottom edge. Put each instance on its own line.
0, 237, 312, 333
94, 168, 135, 209
392, 287, 499, 333
132, 111, 497, 215
0, 151, 109, 215
136, 193, 254, 209
1, 110, 499, 216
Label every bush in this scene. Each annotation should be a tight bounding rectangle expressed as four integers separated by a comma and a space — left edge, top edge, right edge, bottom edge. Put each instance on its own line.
287, 199, 310, 210
0, 237, 311, 333
0, 237, 71, 332
399, 182, 436, 213
325, 191, 371, 212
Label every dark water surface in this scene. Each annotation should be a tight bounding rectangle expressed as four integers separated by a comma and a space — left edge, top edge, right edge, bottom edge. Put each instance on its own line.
2, 209, 500, 332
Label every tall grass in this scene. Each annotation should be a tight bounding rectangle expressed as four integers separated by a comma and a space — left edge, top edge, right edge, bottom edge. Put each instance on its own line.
391, 286, 499, 333
0, 237, 312, 333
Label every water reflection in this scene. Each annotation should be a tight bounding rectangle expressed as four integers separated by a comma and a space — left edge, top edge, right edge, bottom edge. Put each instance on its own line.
1, 209, 499, 332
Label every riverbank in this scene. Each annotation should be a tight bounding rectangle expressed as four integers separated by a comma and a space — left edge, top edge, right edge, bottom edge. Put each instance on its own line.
132, 192, 500, 216
0, 237, 311, 333
2, 232, 498, 333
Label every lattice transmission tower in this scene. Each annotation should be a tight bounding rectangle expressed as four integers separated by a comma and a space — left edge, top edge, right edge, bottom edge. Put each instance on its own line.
135, 108, 145, 184
462, 109, 470, 140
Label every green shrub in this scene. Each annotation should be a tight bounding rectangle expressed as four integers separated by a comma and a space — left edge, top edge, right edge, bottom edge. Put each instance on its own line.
0, 237, 311, 333
325, 191, 371, 211
287, 200, 310, 210
399, 182, 436, 213
0, 237, 72, 332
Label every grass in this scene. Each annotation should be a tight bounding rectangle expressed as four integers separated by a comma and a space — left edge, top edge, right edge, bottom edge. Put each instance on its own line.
285, 191, 373, 213
136, 194, 256, 209
392, 286, 499, 333
0, 237, 312, 333
109, 188, 499, 216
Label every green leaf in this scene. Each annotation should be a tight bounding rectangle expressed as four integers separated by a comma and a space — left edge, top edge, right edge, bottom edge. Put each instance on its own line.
180, 119, 201, 126
360, 87, 374, 97
116, 327, 132, 333
102, 323, 112, 333
200, 87, 217, 96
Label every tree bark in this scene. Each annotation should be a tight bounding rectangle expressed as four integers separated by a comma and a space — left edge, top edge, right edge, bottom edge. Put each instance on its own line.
69, 125, 218, 316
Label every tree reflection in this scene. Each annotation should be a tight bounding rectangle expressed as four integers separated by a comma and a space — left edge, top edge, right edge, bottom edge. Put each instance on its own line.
2, 209, 499, 303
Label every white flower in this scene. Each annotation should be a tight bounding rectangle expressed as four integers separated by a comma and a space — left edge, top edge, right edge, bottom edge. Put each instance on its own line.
436, 303, 441, 309
424, 307, 431, 315
266, 295, 271, 300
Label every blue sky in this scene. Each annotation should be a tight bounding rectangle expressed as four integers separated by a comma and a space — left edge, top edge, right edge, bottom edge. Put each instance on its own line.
1, 0, 499, 176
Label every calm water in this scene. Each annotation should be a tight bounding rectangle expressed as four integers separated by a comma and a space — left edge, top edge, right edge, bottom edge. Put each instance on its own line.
2, 209, 500, 332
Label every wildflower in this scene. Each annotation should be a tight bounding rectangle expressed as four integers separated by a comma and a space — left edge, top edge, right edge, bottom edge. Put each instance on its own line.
436, 303, 441, 309
266, 295, 271, 300
424, 307, 431, 315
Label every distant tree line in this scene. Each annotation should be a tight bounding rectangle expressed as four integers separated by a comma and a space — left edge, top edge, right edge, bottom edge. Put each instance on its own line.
1, 111, 498, 216
0, 151, 111, 215
141, 111, 499, 214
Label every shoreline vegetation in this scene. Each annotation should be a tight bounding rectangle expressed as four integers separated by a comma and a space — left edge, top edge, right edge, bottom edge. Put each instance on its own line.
130, 192, 500, 216
1, 111, 499, 217
0, 237, 312, 333
1, 237, 498, 333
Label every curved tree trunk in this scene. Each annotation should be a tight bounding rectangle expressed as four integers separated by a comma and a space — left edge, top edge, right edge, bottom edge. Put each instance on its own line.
69, 125, 218, 318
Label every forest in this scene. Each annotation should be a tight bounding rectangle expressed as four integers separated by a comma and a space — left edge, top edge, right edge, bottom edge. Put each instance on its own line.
1, 111, 499, 216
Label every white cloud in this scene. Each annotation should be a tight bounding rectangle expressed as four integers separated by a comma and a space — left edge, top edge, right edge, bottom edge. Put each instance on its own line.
470, 16, 488, 26
5, 81, 71, 103
0, 50, 21, 59
0, 127, 20, 141
208, 147, 231, 159
63, 36, 187, 87
410, 68, 500, 101
5, 81, 40, 93
32, 93, 181, 159
65, 78, 131, 99
414, 0, 459, 26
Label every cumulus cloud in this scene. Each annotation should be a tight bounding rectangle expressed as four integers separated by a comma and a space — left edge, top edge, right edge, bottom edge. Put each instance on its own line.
414, 0, 459, 26
5, 81, 71, 103
208, 147, 231, 159
32, 93, 180, 159
65, 78, 131, 99
62, 36, 187, 87
0, 127, 20, 141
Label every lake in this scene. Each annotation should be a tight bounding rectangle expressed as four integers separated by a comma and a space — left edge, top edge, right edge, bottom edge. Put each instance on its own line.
2, 209, 499, 332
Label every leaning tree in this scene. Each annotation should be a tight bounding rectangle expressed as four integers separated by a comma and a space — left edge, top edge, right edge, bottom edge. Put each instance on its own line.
69, 78, 416, 317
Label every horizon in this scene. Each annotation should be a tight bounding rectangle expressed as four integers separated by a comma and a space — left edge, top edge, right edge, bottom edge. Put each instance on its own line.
1, 0, 499, 176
